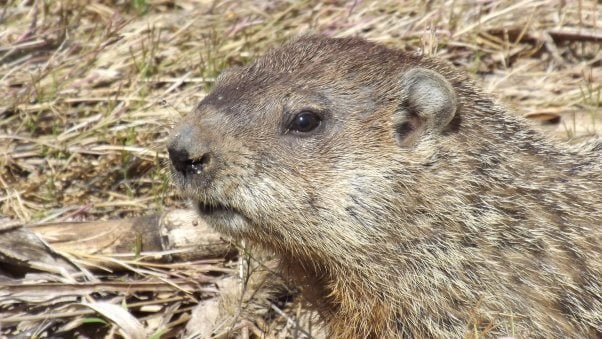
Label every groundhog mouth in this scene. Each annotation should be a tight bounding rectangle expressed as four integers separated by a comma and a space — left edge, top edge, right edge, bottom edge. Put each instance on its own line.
193, 199, 252, 235
195, 200, 241, 219
197, 201, 228, 214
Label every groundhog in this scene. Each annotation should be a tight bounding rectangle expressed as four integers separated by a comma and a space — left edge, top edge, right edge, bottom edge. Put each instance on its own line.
167, 36, 601, 338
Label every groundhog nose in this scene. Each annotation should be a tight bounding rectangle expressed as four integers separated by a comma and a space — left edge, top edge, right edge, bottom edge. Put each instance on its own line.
167, 122, 216, 177
168, 145, 213, 176
167, 131, 214, 177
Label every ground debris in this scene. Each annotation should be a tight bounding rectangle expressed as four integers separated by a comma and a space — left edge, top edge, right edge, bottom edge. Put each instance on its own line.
1, 0, 599, 337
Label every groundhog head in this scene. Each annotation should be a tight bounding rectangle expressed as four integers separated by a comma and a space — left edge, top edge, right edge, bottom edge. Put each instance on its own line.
168, 36, 459, 261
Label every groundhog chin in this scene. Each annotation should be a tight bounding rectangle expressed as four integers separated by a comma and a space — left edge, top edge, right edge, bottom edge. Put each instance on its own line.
192, 199, 252, 236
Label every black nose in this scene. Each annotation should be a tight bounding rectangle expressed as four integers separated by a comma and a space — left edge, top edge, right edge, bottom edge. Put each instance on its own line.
167, 145, 212, 176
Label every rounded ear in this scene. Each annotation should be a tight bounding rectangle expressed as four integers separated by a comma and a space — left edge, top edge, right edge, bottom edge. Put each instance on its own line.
395, 68, 458, 143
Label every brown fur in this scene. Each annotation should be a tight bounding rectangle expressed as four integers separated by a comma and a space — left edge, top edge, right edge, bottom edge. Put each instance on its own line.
168, 36, 601, 338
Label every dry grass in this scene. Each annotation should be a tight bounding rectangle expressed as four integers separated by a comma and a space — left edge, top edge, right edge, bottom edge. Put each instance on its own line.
0, 0, 600, 337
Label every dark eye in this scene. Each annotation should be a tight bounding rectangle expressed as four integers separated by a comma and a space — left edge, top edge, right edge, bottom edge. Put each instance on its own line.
289, 111, 321, 133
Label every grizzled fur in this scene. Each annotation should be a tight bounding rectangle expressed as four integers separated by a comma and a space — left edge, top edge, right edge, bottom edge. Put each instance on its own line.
168, 36, 601, 338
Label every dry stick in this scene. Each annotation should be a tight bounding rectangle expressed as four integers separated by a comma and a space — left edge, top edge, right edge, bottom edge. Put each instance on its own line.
547, 27, 602, 43
0, 310, 95, 324
0, 220, 21, 232
0, 296, 191, 324
1, 280, 208, 297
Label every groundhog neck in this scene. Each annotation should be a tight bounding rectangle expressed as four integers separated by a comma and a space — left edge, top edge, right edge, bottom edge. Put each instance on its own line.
293, 114, 595, 307
278, 251, 396, 336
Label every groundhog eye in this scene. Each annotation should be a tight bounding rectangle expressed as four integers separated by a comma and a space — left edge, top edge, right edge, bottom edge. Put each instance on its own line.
289, 111, 321, 133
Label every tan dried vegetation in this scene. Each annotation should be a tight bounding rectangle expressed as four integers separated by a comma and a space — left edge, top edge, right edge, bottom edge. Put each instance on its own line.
0, 0, 600, 338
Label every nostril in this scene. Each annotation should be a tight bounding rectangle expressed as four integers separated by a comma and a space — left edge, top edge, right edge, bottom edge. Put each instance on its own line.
189, 153, 212, 174
199, 152, 212, 166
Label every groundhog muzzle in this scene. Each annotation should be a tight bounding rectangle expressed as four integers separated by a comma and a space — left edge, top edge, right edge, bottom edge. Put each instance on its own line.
168, 36, 602, 338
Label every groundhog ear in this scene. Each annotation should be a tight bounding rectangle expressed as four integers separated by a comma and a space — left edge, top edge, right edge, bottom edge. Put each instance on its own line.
396, 68, 457, 141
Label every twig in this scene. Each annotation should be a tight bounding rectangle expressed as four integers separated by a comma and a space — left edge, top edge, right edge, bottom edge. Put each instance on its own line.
548, 27, 602, 43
